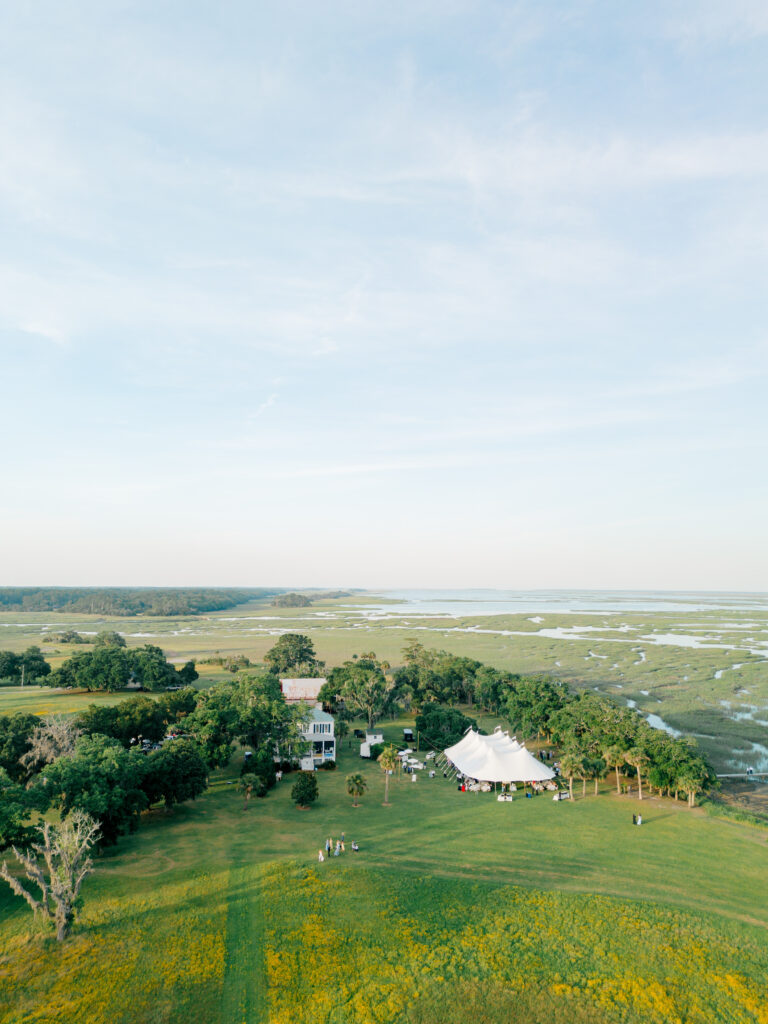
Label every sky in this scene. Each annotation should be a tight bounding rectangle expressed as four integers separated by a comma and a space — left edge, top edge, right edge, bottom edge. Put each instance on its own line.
1, 1, 767, 591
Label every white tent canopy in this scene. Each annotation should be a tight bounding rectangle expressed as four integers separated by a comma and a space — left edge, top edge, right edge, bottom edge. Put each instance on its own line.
443, 729, 555, 783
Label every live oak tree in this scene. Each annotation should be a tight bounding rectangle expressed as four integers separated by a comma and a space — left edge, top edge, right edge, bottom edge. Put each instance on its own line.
185, 688, 240, 768
177, 660, 199, 685
415, 705, 477, 750
78, 695, 167, 747
0, 712, 38, 781
264, 634, 324, 676
20, 714, 82, 775
42, 735, 148, 845
141, 740, 208, 811
0, 769, 48, 849
0, 811, 100, 941
94, 631, 126, 649
0, 647, 51, 685
51, 644, 179, 693
322, 656, 395, 729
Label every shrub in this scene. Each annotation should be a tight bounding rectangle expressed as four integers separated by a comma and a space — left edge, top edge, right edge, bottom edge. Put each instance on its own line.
291, 772, 319, 808
319, 759, 336, 771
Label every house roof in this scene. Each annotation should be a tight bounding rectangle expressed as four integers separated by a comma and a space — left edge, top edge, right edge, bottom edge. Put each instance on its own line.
309, 706, 334, 724
280, 678, 327, 702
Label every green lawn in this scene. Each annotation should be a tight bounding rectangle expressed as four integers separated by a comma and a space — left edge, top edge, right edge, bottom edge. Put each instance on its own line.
2, 719, 767, 1023
0, 687, 132, 717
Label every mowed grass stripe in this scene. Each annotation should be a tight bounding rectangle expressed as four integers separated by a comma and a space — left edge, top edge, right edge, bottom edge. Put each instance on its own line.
221, 864, 267, 1023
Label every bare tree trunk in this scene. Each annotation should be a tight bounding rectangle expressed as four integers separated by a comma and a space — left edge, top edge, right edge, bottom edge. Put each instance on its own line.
615, 766, 621, 794
0, 813, 99, 942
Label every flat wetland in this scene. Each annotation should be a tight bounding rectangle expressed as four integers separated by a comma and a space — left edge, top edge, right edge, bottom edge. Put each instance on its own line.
3, 589, 767, 774
2, 590, 768, 1022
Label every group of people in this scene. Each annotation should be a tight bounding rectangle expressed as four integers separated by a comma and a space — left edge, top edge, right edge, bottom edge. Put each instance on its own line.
318, 832, 360, 862
632, 813, 643, 826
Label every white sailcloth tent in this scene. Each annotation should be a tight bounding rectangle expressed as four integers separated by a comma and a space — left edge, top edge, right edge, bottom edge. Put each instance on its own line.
443, 728, 555, 783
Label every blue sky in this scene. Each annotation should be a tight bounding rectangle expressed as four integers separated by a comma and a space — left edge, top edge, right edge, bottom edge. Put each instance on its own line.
1, 1, 767, 589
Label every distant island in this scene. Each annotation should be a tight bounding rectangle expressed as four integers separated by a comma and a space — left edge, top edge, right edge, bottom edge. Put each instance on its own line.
272, 590, 354, 608
272, 593, 314, 607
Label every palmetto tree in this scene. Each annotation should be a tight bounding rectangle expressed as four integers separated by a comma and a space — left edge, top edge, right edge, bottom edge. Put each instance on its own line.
603, 744, 626, 795
676, 773, 704, 807
346, 772, 368, 807
587, 757, 606, 796
559, 751, 583, 801
238, 773, 257, 811
378, 745, 398, 805
625, 748, 650, 801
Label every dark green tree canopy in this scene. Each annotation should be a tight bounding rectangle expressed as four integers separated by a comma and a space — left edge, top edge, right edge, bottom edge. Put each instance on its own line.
78, 696, 167, 747
415, 706, 477, 750
291, 771, 318, 808
0, 712, 38, 781
264, 634, 324, 676
142, 740, 208, 810
178, 660, 199, 685
94, 631, 127, 649
50, 644, 181, 693
0, 647, 51, 684
0, 768, 48, 849
321, 655, 395, 729
42, 734, 148, 846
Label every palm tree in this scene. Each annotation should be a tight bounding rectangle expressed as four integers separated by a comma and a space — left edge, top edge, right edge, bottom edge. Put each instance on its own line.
579, 760, 589, 798
588, 757, 606, 796
676, 773, 704, 807
624, 748, 650, 801
238, 773, 257, 811
346, 772, 368, 807
559, 752, 583, 801
378, 744, 398, 805
603, 744, 626, 794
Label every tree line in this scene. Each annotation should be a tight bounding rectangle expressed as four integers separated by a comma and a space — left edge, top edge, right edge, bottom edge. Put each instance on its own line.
0, 587, 281, 616
0, 647, 51, 686
317, 639, 715, 805
0, 663, 315, 852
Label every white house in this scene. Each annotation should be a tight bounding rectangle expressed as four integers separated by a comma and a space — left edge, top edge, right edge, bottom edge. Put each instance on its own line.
299, 707, 336, 771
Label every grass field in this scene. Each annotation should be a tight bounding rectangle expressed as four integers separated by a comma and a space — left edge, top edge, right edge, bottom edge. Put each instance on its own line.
2, 715, 768, 1023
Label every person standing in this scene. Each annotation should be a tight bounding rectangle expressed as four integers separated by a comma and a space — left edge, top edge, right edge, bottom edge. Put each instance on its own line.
632, 814, 637, 825
318, 850, 324, 863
